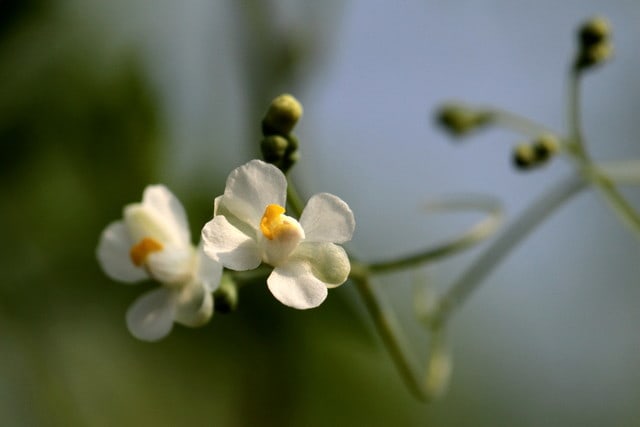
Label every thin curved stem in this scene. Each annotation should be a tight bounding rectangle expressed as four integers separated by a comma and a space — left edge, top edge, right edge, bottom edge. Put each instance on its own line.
429, 173, 587, 327
485, 107, 557, 138
588, 169, 640, 238
595, 160, 640, 185
351, 262, 454, 402
566, 68, 640, 237
351, 269, 429, 401
369, 196, 503, 274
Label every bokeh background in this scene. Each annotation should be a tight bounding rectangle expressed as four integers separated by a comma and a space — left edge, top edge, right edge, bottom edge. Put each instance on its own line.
2, 1, 640, 426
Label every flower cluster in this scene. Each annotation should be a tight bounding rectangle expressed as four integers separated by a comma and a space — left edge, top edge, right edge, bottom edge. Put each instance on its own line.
97, 161, 355, 340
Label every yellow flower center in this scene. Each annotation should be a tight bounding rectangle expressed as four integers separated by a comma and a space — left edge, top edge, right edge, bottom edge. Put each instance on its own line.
130, 237, 163, 266
260, 204, 294, 240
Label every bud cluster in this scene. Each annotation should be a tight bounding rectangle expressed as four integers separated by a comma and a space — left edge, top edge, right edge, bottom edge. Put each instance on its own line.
512, 134, 560, 171
574, 17, 613, 71
260, 94, 303, 173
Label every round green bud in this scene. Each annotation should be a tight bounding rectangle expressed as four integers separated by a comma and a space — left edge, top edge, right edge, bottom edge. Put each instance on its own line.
285, 133, 299, 151
436, 103, 490, 138
512, 143, 536, 170
578, 16, 611, 48
285, 149, 299, 167
576, 42, 613, 70
214, 274, 238, 314
532, 133, 559, 162
262, 94, 303, 136
260, 135, 289, 163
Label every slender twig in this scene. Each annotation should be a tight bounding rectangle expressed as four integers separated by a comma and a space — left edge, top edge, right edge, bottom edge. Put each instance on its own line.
350, 265, 431, 402
588, 169, 640, 238
486, 107, 557, 138
567, 69, 586, 157
594, 160, 640, 185
567, 69, 640, 237
369, 196, 503, 274
429, 173, 587, 327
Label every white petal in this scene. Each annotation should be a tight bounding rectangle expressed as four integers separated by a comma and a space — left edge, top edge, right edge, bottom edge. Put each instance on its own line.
124, 204, 183, 249
299, 193, 355, 243
146, 245, 194, 284
141, 185, 191, 246
126, 288, 176, 341
221, 160, 287, 226
96, 221, 147, 283
174, 281, 213, 327
293, 242, 351, 288
195, 244, 223, 292
202, 216, 262, 271
267, 261, 328, 309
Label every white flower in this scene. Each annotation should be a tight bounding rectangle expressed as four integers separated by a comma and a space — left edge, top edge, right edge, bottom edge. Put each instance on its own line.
97, 185, 222, 341
201, 160, 355, 309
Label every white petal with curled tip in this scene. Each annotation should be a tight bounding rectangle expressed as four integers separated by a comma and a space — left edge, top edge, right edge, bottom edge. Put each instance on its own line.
141, 185, 191, 247
195, 244, 223, 292
126, 288, 176, 341
202, 216, 262, 271
97, 221, 148, 283
221, 160, 287, 226
293, 242, 351, 288
299, 193, 355, 243
267, 260, 328, 309
174, 281, 213, 327
124, 204, 176, 247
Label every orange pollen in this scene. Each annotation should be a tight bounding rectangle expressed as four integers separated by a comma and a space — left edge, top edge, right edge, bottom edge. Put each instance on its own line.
130, 237, 163, 266
260, 204, 286, 240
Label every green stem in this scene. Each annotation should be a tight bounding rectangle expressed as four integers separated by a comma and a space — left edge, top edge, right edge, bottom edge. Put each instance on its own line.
588, 169, 640, 238
594, 160, 640, 185
486, 107, 556, 138
350, 265, 431, 402
369, 196, 503, 274
351, 263, 454, 401
566, 68, 640, 237
567, 68, 587, 158
429, 173, 587, 327
286, 175, 305, 218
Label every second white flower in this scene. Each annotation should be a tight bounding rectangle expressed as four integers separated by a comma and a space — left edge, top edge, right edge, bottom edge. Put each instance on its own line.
201, 160, 355, 309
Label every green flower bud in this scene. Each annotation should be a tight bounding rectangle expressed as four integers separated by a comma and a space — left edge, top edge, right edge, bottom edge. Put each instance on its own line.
214, 274, 238, 314
260, 134, 299, 173
261, 135, 289, 163
285, 132, 299, 152
262, 94, 303, 136
532, 133, 559, 163
435, 103, 491, 138
512, 143, 536, 170
280, 150, 299, 174
578, 16, 611, 48
575, 42, 614, 70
